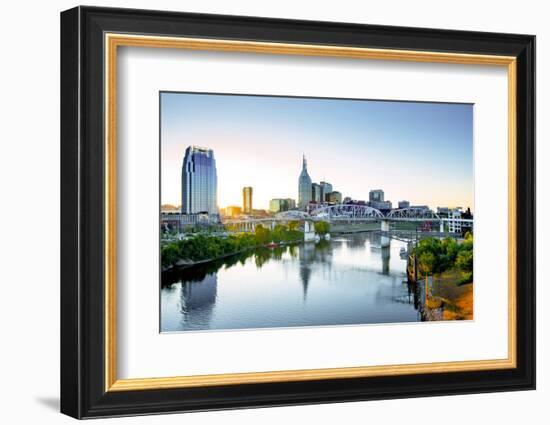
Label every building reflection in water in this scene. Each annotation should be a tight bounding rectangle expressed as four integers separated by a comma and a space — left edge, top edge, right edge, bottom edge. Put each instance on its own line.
179, 274, 217, 327
298, 243, 314, 300
298, 240, 332, 301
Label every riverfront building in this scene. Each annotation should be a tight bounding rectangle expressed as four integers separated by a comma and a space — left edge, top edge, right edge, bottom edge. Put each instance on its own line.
298, 155, 313, 210
448, 207, 463, 233
242, 187, 253, 214
368, 189, 392, 211
398, 200, 410, 209
161, 212, 212, 232
181, 146, 218, 215
269, 198, 296, 213
225, 206, 242, 217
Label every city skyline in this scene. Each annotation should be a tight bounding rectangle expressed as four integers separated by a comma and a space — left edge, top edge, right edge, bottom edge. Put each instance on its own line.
161, 92, 474, 211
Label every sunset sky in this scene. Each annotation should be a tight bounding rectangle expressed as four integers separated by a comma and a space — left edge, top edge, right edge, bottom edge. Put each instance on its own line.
160, 92, 473, 212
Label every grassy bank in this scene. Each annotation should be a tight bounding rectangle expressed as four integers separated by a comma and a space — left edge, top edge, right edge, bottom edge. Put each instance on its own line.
429, 269, 473, 320
161, 224, 304, 270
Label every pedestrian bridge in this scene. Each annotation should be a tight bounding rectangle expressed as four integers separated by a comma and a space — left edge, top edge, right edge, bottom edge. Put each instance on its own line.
223, 205, 472, 233
310, 205, 444, 222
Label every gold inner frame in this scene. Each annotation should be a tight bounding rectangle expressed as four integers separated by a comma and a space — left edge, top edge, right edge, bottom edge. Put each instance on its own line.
104, 33, 517, 392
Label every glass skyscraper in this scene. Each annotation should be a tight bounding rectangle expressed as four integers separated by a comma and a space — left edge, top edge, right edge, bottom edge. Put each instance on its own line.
298, 155, 312, 210
320, 181, 333, 202
181, 146, 218, 215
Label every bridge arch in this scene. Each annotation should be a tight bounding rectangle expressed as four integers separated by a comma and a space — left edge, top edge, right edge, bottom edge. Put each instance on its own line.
385, 207, 441, 221
310, 204, 384, 221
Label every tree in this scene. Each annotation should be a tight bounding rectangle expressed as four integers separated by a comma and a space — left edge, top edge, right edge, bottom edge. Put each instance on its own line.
288, 220, 300, 231
455, 249, 473, 272
271, 224, 287, 243
418, 251, 436, 277
161, 244, 180, 268
314, 221, 330, 235
254, 224, 271, 244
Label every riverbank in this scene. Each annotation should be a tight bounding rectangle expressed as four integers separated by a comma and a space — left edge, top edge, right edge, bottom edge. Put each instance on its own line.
161, 226, 305, 271
427, 269, 473, 320
162, 239, 305, 272
164, 247, 252, 271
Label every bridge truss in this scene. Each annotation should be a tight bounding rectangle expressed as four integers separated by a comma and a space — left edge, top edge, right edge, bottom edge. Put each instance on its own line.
385, 207, 442, 222
310, 204, 385, 221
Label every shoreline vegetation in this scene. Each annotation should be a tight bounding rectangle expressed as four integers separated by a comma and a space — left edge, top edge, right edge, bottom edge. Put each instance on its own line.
412, 232, 474, 320
161, 223, 306, 271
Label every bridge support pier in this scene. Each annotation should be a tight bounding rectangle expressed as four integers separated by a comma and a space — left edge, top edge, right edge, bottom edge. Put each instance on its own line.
440, 221, 444, 233
304, 220, 316, 242
380, 219, 390, 247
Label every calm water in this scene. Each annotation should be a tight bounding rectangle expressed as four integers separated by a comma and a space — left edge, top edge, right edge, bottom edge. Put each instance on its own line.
160, 233, 421, 332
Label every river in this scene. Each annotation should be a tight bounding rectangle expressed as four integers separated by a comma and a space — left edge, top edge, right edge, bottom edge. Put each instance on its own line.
161, 232, 422, 332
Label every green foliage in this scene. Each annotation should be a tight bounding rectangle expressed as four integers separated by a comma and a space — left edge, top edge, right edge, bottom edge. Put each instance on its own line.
287, 220, 300, 231
254, 224, 271, 244
161, 225, 304, 269
412, 235, 474, 277
161, 244, 180, 268
271, 224, 288, 243
418, 251, 436, 276
458, 271, 473, 285
456, 249, 473, 272
314, 221, 330, 235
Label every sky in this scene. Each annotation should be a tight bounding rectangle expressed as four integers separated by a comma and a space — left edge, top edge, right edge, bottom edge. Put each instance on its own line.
160, 92, 473, 212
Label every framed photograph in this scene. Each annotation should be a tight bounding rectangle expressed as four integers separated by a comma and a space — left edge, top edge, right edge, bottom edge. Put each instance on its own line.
60, 6, 535, 419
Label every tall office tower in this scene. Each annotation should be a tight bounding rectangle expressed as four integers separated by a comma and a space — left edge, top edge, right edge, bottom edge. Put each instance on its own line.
319, 181, 333, 202
181, 146, 218, 215
311, 183, 322, 203
298, 155, 313, 210
242, 186, 253, 214
369, 189, 385, 203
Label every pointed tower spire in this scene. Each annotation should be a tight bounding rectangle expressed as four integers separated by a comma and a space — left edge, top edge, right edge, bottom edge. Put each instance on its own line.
298, 153, 312, 210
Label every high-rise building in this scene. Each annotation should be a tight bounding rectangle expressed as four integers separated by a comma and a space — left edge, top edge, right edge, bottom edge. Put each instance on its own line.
181, 146, 218, 215
327, 191, 342, 204
369, 189, 384, 203
269, 198, 296, 213
285, 198, 296, 210
320, 181, 333, 202
270, 199, 285, 213
242, 187, 253, 214
298, 155, 312, 210
311, 183, 322, 203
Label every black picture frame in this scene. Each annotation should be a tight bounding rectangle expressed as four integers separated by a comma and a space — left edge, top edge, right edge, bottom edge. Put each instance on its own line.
61, 5, 535, 419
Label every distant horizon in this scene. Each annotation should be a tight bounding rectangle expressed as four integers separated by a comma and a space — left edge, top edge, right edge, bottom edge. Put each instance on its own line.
161, 92, 474, 212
